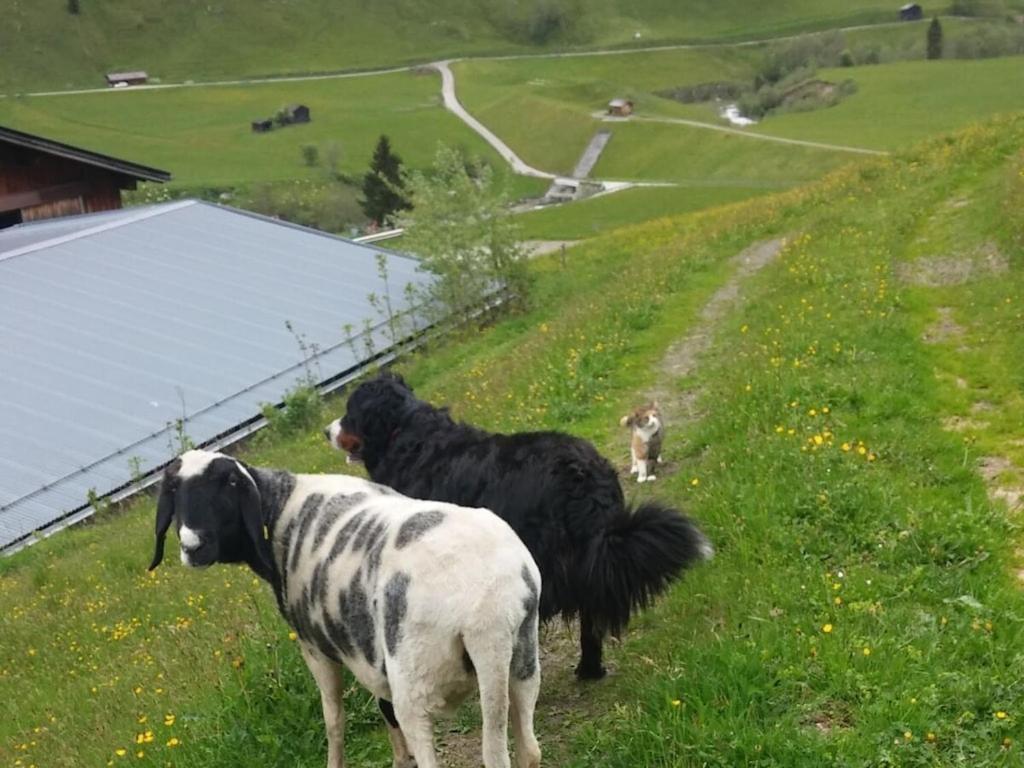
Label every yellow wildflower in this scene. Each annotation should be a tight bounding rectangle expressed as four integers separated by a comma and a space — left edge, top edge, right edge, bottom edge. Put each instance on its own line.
822, 623, 833, 634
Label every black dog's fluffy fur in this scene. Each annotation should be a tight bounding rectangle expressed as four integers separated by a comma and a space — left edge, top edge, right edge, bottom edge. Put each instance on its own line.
334, 372, 712, 679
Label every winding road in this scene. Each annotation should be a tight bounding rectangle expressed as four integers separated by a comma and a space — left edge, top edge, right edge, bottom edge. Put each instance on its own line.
7, 22, 906, 182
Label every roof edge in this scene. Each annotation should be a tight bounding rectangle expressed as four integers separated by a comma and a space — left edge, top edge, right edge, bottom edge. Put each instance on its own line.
0, 124, 172, 183
0, 200, 196, 262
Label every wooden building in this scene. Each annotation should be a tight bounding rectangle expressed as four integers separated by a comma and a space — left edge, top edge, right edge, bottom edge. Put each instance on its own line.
607, 98, 634, 117
284, 104, 311, 124
0, 126, 170, 229
899, 3, 924, 20
106, 71, 149, 87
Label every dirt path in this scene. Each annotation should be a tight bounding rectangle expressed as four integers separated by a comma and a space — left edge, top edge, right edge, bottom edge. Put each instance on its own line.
434, 237, 786, 766
432, 60, 556, 180
615, 115, 888, 156
14, 21, 928, 99
649, 238, 787, 423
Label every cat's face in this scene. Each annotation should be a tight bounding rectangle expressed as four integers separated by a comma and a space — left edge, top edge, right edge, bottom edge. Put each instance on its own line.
621, 403, 662, 432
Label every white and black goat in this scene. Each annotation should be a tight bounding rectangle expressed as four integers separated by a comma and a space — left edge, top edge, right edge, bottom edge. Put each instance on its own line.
148, 449, 542, 768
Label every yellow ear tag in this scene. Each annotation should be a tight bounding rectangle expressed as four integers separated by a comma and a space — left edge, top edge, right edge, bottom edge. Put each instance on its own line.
262, 524, 270, 540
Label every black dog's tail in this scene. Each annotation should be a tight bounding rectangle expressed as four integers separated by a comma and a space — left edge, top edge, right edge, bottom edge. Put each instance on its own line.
582, 501, 713, 636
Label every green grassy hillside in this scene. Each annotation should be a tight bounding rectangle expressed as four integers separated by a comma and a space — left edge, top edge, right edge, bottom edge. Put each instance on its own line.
0, 72, 503, 188
2, 112, 1022, 767
1, 0, 999, 93
751, 56, 1024, 149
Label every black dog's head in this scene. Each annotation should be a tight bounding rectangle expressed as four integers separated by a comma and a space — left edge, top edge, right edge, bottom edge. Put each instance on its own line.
148, 450, 272, 575
324, 372, 415, 466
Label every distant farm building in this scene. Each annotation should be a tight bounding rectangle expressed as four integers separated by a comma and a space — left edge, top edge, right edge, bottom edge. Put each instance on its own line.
106, 70, 148, 87
0, 200, 435, 553
252, 104, 312, 133
283, 104, 311, 124
607, 98, 634, 117
899, 3, 923, 20
0, 125, 170, 229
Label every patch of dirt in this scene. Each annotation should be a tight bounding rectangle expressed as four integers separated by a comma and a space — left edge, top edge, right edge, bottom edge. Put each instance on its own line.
803, 702, 853, 736
970, 401, 996, 414
897, 242, 1009, 287
976, 457, 1024, 515
523, 240, 581, 259
978, 456, 1014, 482
650, 238, 787, 423
922, 307, 965, 344
942, 415, 987, 432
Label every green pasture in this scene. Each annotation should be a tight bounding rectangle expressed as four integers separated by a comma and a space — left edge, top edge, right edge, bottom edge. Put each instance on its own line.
1, 0, 985, 93
2, 113, 1023, 767
0, 71, 525, 190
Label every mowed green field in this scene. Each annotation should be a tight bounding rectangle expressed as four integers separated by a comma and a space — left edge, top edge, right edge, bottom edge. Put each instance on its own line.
0, 71, 518, 188
752, 56, 1024, 150
2, 113, 1023, 768
0, 0, 954, 93
517, 184, 768, 239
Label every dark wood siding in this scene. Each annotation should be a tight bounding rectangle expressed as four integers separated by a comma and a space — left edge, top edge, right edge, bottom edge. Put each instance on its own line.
0, 143, 135, 226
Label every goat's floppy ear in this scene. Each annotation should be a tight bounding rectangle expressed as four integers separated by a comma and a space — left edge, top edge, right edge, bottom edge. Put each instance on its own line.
148, 476, 176, 571
236, 465, 275, 575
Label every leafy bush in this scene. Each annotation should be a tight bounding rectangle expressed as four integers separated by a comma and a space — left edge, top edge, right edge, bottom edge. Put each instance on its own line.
950, 22, 1024, 58
300, 144, 319, 167
261, 384, 323, 438
400, 144, 529, 322
494, 0, 595, 45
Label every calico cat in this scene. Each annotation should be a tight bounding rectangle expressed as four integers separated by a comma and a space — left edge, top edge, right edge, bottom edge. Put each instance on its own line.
620, 403, 664, 483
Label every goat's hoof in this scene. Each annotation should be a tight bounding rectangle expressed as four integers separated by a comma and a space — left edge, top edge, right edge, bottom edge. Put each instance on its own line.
646, 475, 656, 482
574, 663, 607, 681
629, 467, 638, 474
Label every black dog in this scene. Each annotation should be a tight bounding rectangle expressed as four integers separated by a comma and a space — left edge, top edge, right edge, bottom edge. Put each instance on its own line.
325, 372, 713, 680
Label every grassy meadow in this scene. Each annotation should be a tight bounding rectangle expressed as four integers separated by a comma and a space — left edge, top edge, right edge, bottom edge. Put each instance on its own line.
752, 56, 1024, 150
0, 71, 516, 189
2, 113, 1023, 767
0, 0, 975, 93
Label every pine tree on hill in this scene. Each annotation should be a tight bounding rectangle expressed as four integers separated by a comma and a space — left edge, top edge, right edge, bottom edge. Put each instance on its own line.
927, 17, 944, 60
359, 135, 411, 226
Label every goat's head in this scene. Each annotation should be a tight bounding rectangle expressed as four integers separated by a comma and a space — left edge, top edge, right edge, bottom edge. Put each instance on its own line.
148, 450, 272, 574
324, 371, 415, 465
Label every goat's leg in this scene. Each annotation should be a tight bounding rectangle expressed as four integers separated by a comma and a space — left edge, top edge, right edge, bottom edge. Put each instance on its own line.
510, 671, 541, 768
629, 445, 639, 474
390, 700, 438, 768
464, 633, 514, 768
378, 699, 416, 768
300, 644, 346, 768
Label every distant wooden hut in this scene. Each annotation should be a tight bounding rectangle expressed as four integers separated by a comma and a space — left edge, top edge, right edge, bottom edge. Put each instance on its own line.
106, 71, 149, 87
607, 98, 634, 117
899, 3, 923, 20
284, 104, 311, 124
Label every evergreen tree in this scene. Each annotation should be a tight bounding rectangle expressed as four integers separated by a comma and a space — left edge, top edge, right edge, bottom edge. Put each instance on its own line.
359, 135, 410, 226
67, 0, 80, 14
927, 17, 944, 60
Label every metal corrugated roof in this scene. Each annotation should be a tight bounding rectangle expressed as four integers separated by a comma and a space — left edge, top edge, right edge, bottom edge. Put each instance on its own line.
0, 200, 431, 551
